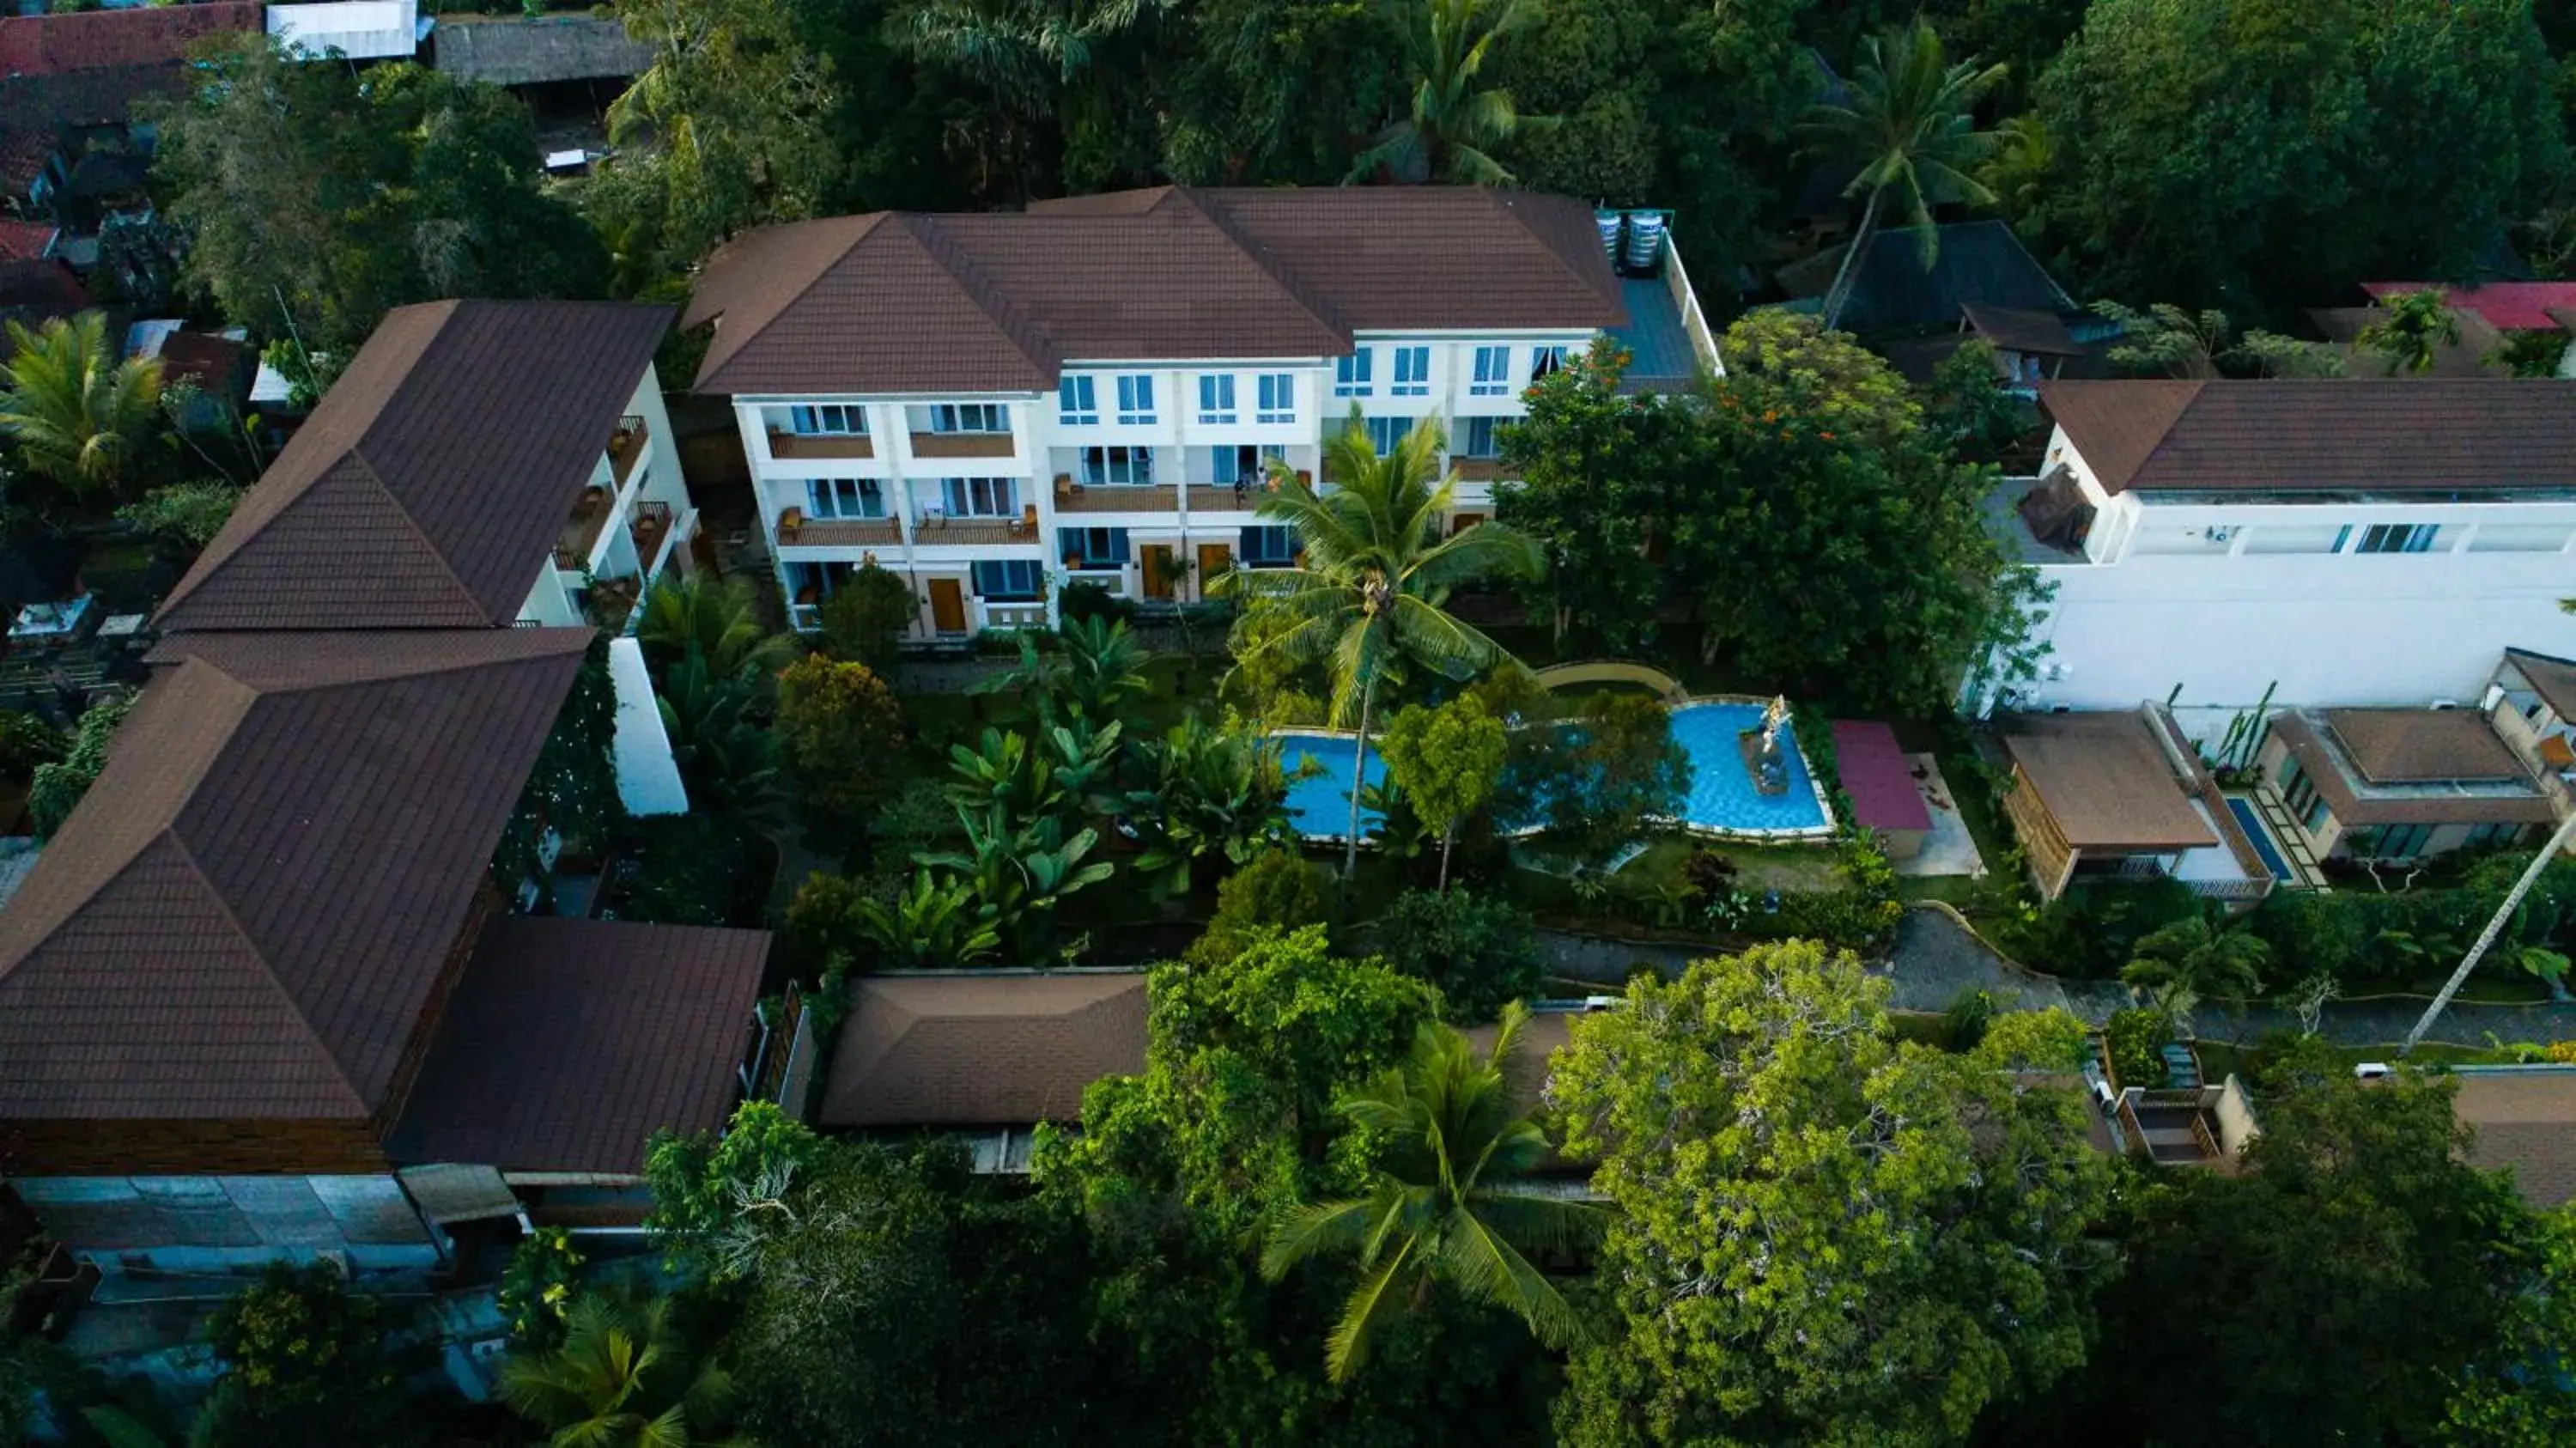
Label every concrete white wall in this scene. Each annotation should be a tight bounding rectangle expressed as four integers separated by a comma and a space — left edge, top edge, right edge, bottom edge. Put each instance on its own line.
519, 563, 584, 627
607, 635, 689, 816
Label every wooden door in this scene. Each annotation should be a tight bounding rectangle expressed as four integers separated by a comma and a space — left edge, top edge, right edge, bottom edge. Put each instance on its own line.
928, 577, 967, 633
1195, 544, 1231, 599
1142, 545, 1176, 601
1450, 512, 1487, 536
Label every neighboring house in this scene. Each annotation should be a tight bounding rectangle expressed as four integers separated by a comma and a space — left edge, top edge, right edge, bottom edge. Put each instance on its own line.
432, 14, 652, 88
2362, 281, 2576, 376
2308, 303, 2512, 379
125, 318, 252, 429
817, 970, 1148, 1171
1992, 707, 2275, 903
1776, 219, 2075, 335
1957, 303, 2086, 393
2493, 648, 2576, 788
0, 629, 774, 1271
0, 256, 86, 330
2255, 705, 2558, 865
0, 3, 259, 230
0, 218, 56, 263
1985, 380, 2576, 742
267, 0, 423, 62
152, 298, 701, 814
683, 186, 1716, 637
1829, 720, 1932, 860
0, 3, 261, 75
2450, 1066, 2576, 1208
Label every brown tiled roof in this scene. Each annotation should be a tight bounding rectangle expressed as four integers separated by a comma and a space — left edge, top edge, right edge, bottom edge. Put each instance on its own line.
2268, 711, 2556, 827
1961, 303, 2081, 356
2506, 648, 2576, 722
1999, 711, 2219, 852
0, 628, 592, 1123
686, 187, 1625, 395
155, 331, 246, 393
0, 218, 51, 262
0, 3, 258, 76
2452, 1069, 2576, 1208
390, 917, 770, 1174
818, 971, 1147, 1128
155, 299, 671, 632
2039, 379, 2576, 494
2324, 709, 2526, 783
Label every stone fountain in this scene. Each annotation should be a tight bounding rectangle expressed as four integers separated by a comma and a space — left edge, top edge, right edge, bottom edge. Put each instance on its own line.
1736, 694, 1793, 797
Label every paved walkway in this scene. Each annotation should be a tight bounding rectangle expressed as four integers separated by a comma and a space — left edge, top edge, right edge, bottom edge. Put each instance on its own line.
1538, 907, 2576, 1049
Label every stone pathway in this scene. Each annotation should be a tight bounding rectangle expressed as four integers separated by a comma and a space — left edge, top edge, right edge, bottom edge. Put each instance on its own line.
1537, 906, 2576, 1049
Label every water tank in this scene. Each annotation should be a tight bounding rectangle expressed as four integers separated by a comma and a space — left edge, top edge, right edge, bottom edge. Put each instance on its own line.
1594, 210, 1624, 265
1623, 210, 1666, 273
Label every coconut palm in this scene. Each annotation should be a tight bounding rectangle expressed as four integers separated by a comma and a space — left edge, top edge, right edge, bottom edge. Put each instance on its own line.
2405, 812, 2576, 1055
1261, 1001, 1598, 1382
1218, 411, 1539, 879
0, 311, 163, 500
892, 0, 1160, 199
2121, 913, 2270, 1025
635, 573, 797, 682
1798, 20, 2008, 331
499, 1288, 746, 1447
1346, 0, 1552, 186
655, 648, 783, 819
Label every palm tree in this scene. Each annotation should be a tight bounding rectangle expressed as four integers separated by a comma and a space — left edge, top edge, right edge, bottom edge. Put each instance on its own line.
2405, 812, 2576, 1055
656, 649, 782, 818
636, 574, 797, 683
893, 0, 1157, 199
0, 311, 163, 500
975, 614, 1151, 726
2121, 913, 2270, 1026
499, 1288, 746, 1447
1261, 1002, 1598, 1382
1346, 0, 1552, 186
1798, 21, 2008, 331
1976, 113, 2055, 233
1217, 411, 1541, 879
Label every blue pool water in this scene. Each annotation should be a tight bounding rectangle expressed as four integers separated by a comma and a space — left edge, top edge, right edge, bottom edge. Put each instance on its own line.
1273, 701, 1829, 842
2224, 796, 2294, 882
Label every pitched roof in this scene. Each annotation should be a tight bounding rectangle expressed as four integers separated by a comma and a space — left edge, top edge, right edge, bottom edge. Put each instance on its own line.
389, 917, 769, 1173
0, 2, 260, 76
155, 300, 670, 632
685, 187, 1625, 395
2451, 1068, 2576, 1208
1777, 220, 2072, 333
2365, 282, 2576, 333
1962, 303, 2082, 356
2307, 306, 2509, 379
2038, 380, 2576, 494
1830, 720, 1933, 834
433, 15, 654, 86
818, 971, 1147, 1128
0, 628, 592, 1123
2506, 648, 2576, 721
0, 218, 52, 263
1999, 711, 2218, 853
2323, 709, 2526, 784
2267, 710, 2556, 827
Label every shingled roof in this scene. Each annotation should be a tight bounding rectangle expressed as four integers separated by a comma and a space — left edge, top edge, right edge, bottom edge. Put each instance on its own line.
0, 628, 592, 1123
433, 15, 654, 86
685, 186, 1625, 395
819, 971, 1147, 1128
155, 299, 671, 633
391, 917, 769, 1173
0, 2, 260, 76
2507, 648, 2576, 721
2039, 380, 2576, 495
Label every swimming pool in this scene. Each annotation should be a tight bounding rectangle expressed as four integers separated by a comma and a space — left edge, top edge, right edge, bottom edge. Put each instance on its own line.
1273, 698, 1832, 844
2223, 795, 2295, 882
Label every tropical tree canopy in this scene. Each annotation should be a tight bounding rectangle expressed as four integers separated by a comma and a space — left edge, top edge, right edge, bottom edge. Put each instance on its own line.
1349, 0, 1554, 185
0, 312, 162, 499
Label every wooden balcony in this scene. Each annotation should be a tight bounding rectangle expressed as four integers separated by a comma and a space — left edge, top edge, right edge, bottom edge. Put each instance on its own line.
768, 430, 873, 460
913, 514, 1032, 546
1186, 484, 1262, 514
608, 417, 649, 485
909, 431, 1014, 459
784, 516, 900, 548
1450, 457, 1504, 483
1057, 483, 1176, 514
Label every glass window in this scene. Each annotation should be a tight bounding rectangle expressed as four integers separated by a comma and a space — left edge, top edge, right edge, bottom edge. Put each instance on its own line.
1334, 349, 1373, 398
1470, 345, 1510, 396
1196, 374, 1237, 424
1364, 416, 1410, 455
973, 560, 1043, 600
927, 403, 1007, 434
1391, 345, 1431, 397
786, 404, 866, 435
1528, 345, 1571, 381
1461, 417, 1501, 458
1079, 446, 1156, 486
2364, 823, 2434, 859
1256, 373, 1295, 423
1058, 376, 1098, 425
1240, 525, 1298, 566
2463, 821, 2527, 849
1116, 374, 1157, 424
939, 477, 1017, 516
1058, 526, 1131, 567
803, 478, 884, 519
2355, 522, 2440, 554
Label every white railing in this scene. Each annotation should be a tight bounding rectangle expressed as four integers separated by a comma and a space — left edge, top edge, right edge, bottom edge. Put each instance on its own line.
981, 600, 1048, 630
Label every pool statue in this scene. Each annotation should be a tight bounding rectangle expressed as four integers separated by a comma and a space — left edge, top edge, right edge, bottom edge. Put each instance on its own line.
1738, 695, 1793, 796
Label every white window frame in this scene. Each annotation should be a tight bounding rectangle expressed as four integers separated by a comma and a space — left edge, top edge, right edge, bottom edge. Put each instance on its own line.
940, 477, 1018, 517
1470, 345, 1511, 396
1364, 416, 1409, 455
1335, 350, 1374, 398
1079, 445, 1156, 486
1115, 374, 1157, 425
1059, 526, 1131, 568
930, 403, 1008, 435
804, 478, 883, 519
1391, 345, 1431, 397
974, 560, 1044, 600
786, 404, 866, 435
2351, 522, 2440, 555
1197, 374, 1237, 424
1058, 376, 1098, 425
1461, 417, 1501, 458
1240, 525, 1298, 566
1529, 345, 1571, 382
1256, 372, 1294, 423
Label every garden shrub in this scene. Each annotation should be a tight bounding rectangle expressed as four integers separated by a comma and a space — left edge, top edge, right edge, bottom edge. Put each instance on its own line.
1944, 988, 1997, 1049
1058, 579, 1139, 626
0, 710, 63, 785
1375, 888, 1544, 1025
1748, 834, 1905, 952
2103, 1007, 2172, 1089
27, 694, 132, 838
613, 814, 771, 926
196, 1263, 426, 1448
1190, 847, 1330, 965
1999, 877, 2202, 978
817, 564, 916, 673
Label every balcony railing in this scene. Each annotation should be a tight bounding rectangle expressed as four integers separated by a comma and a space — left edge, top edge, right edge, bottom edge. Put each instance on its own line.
1057, 482, 1176, 514
768, 430, 873, 460
1449, 457, 1504, 483
910, 431, 1015, 459
608, 416, 650, 486
914, 511, 1035, 546
1185, 484, 1263, 514
783, 514, 900, 547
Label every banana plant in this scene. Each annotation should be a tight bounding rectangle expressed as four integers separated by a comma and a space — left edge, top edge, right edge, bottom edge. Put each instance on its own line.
1042, 715, 1127, 818
919, 804, 1115, 964
944, 727, 1067, 823
1126, 715, 1292, 896
852, 869, 1001, 970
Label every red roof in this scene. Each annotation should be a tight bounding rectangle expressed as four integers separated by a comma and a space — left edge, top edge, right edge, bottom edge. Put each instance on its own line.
2363, 282, 2576, 333
0, 2, 258, 76
1830, 721, 1933, 834
0, 219, 52, 262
